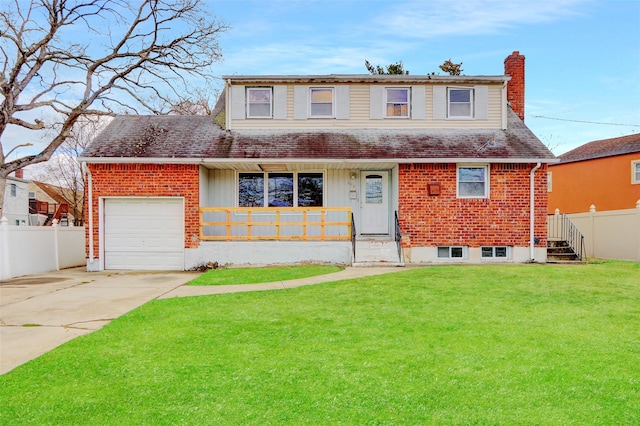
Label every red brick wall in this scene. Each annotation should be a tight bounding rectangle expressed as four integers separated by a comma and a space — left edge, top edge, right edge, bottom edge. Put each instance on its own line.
398, 163, 548, 248
504, 51, 525, 121
85, 164, 200, 258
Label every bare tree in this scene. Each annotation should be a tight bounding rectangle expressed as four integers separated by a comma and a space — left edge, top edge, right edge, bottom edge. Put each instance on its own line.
35, 116, 109, 225
0, 0, 228, 217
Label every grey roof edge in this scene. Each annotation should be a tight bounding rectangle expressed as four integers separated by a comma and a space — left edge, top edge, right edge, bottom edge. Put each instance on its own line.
78, 156, 558, 165
222, 74, 510, 84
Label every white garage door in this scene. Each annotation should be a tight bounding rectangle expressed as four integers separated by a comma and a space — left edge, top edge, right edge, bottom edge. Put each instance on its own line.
104, 198, 184, 270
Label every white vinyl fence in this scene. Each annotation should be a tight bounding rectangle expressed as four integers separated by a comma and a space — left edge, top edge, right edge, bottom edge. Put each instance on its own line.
551, 201, 640, 262
0, 217, 86, 280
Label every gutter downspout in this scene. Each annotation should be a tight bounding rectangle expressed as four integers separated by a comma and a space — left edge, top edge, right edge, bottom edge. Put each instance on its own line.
83, 162, 94, 265
529, 162, 542, 261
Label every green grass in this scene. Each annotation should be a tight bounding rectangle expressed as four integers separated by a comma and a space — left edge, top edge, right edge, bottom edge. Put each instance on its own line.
1, 261, 639, 425
188, 265, 343, 286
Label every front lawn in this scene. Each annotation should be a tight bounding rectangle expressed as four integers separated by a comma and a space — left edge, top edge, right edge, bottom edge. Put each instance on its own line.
1, 261, 638, 425
188, 264, 343, 286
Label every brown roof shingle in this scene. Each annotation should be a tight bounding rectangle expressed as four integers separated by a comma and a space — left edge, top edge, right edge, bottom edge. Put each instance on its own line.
80, 109, 555, 162
559, 133, 640, 164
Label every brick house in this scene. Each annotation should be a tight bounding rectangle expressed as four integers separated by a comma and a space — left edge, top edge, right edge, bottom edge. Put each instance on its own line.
548, 133, 640, 214
79, 51, 555, 271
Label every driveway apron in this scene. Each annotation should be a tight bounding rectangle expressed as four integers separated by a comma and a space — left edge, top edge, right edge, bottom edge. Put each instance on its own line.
0, 268, 199, 374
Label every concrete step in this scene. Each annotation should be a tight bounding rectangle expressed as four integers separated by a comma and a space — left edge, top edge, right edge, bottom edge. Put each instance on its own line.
354, 240, 403, 265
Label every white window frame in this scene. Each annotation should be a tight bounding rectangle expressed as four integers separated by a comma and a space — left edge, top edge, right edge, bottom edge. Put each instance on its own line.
448, 87, 474, 119
10, 183, 17, 197
547, 171, 552, 192
246, 87, 273, 119
457, 164, 490, 199
237, 171, 325, 208
481, 246, 512, 260
437, 246, 467, 259
309, 87, 335, 118
384, 87, 410, 118
632, 160, 640, 185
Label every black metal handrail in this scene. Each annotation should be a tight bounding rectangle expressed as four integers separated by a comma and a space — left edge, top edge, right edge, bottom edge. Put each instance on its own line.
351, 212, 356, 261
548, 213, 586, 261
394, 211, 403, 263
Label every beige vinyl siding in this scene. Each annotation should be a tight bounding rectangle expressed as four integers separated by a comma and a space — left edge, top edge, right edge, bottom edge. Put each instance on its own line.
230, 83, 503, 130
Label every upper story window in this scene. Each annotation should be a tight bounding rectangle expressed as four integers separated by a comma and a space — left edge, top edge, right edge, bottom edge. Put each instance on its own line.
385, 88, 410, 118
10, 183, 17, 197
448, 87, 474, 118
632, 160, 640, 184
457, 165, 489, 198
246, 87, 272, 118
309, 88, 334, 118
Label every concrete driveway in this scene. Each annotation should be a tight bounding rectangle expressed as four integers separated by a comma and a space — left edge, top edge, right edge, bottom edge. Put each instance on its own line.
0, 267, 199, 374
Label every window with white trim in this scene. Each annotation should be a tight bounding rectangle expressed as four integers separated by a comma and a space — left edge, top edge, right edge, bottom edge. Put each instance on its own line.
547, 171, 552, 192
632, 160, 640, 184
457, 165, 489, 198
10, 183, 17, 197
448, 87, 474, 118
238, 172, 324, 207
481, 246, 511, 259
246, 87, 272, 118
437, 246, 466, 259
309, 88, 334, 118
385, 87, 410, 118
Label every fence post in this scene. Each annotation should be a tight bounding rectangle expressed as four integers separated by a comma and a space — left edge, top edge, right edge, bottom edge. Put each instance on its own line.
53, 219, 60, 271
0, 217, 10, 280
588, 205, 596, 258
636, 200, 640, 262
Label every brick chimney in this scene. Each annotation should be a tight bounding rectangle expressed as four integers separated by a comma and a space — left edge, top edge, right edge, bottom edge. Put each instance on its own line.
504, 51, 525, 121
14, 169, 24, 179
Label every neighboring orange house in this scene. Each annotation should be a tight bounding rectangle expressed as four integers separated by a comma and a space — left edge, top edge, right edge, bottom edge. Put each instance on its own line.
548, 133, 640, 214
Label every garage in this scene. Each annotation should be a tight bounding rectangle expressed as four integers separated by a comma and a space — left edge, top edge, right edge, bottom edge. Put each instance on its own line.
104, 198, 184, 270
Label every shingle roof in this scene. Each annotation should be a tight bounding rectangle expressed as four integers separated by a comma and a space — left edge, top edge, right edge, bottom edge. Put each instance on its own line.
558, 133, 640, 164
80, 109, 555, 162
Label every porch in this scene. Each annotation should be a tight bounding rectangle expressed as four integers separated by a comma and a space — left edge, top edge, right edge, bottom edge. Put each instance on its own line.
188, 206, 404, 267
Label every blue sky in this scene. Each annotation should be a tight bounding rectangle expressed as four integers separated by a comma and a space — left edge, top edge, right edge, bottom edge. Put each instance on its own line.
5, 0, 639, 165
209, 0, 640, 154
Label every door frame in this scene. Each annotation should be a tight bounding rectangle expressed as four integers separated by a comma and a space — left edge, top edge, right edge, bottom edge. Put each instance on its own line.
359, 170, 391, 236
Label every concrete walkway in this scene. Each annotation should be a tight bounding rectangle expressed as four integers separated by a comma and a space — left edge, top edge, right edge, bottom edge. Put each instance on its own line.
1, 265, 407, 374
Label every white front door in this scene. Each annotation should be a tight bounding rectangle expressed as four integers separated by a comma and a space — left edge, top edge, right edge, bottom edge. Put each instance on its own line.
360, 171, 390, 235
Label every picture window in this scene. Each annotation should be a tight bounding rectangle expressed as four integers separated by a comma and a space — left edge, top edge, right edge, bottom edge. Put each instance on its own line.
239, 172, 324, 207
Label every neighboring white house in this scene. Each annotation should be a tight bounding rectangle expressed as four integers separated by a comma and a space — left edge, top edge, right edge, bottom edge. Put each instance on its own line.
3, 175, 29, 226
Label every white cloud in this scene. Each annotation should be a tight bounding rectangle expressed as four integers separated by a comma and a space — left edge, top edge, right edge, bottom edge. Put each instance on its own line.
375, 0, 587, 38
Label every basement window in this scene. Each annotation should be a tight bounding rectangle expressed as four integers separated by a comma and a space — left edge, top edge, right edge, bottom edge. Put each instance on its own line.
437, 246, 466, 259
481, 246, 511, 259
